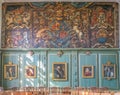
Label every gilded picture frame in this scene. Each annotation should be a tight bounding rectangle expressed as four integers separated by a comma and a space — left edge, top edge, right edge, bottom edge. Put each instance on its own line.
25, 65, 36, 78
82, 65, 94, 78
4, 62, 18, 80
52, 62, 67, 80
102, 61, 116, 80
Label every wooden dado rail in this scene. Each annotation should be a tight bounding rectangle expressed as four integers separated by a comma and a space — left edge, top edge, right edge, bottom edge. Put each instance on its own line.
0, 87, 119, 95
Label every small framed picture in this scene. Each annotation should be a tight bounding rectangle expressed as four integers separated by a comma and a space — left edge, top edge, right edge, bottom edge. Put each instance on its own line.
4, 62, 18, 80
102, 61, 116, 80
25, 65, 36, 78
82, 65, 94, 78
52, 62, 67, 80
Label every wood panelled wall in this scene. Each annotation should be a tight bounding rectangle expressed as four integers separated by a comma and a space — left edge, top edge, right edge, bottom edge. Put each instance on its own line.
0, 49, 119, 90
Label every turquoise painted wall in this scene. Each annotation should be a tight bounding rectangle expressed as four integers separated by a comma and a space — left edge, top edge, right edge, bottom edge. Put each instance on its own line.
0, 50, 119, 90
79, 53, 98, 87
99, 52, 119, 90
2, 53, 20, 89
48, 51, 71, 87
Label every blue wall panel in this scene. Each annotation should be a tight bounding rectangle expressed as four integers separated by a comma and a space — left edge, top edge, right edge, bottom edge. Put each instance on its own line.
2, 53, 20, 89
19, 51, 47, 87
71, 51, 78, 87
21, 53, 39, 87
39, 51, 47, 87
79, 53, 98, 87
48, 51, 71, 87
99, 53, 118, 89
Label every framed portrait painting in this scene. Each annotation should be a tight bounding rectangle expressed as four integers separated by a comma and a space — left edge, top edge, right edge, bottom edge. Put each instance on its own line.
52, 62, 67, 80
4, 62, 18, 80
82, 65, 94, 78
102, 61, 116, 80
25, 65, 36, 78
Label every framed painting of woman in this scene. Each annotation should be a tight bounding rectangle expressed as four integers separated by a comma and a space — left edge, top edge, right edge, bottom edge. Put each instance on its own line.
25, 65, 36, 78
82, 65, 94, 78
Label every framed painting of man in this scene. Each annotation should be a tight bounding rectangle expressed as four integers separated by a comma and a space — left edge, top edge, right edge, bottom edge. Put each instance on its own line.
25, 65, 36, 78
82, 65, 94, 78
52, 62, 67, 80
4, 62, 18, 80
102, 61, 116, 80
